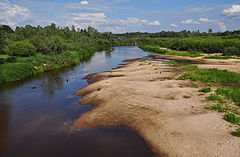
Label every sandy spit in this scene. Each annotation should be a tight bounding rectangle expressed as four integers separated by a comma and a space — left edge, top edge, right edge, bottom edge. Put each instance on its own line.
73, 55, 240, 157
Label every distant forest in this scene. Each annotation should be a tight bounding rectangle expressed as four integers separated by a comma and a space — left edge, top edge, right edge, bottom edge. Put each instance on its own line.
0, 23, 240, 84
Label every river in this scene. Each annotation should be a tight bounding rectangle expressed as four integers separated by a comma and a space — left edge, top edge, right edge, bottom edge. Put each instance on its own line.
0, 46, 155, 157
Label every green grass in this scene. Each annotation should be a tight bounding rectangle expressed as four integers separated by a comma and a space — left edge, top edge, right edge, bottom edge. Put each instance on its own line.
180, 65, 198, 71
0, 54, 10, 59
0, 63, 36, 84
233, 128, 240, 137
164, 61, 177, 65
206, 94, 224, 103
199, 87, 212, 93
178, 68, 240, 83
217, 87, 240, 106
138, 59, 146, 62
138, 63, 145, 66
205, 104, 225, 112
204, 55, 239, 59
224, 112, 240, 124
167, 50, 203, 57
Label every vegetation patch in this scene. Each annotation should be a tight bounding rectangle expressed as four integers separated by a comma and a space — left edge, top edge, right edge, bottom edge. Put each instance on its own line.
164, 61, 177, 65
199, 87, 212, 93
206, 94, 224, 103
178, 68, 240, 83
204, 55, 239, 60
233, 128, 240, 137
224, 112, 240, 124
205, 104, 225, 112
216, 87, 240, 106
180, 65, 198, 71
0, 63, 36, 84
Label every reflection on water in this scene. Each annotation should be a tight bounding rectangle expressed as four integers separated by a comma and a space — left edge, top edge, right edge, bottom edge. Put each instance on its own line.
0, 104, 9, 153
0, 47, 155, 157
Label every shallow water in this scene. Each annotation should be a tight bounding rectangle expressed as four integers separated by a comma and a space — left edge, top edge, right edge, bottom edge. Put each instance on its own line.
0, 46, 155, 157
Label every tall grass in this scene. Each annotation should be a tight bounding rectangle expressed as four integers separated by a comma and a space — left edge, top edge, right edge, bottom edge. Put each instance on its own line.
217, 87, 240, 106
178, 68, 240, 83
0, 63, 36, 84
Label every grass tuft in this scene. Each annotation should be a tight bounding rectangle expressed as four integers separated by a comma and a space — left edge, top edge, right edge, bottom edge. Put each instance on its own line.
224, 112, 240, 124
199, 87, 212, 93
206, 94, 224, 103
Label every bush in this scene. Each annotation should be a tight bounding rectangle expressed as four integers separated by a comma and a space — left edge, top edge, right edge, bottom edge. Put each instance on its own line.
7, 40, 36, 57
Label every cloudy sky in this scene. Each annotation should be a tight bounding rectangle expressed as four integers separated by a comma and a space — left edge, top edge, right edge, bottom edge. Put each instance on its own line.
0, 0, 240, 33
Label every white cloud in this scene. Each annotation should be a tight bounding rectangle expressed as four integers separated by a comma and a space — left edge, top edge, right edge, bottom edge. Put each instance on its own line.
0, 0, 31, 27
170, 23, 178, 27
181, 19, 200, 24
80, 1, 89, 5
148, 21, 161, 26
222, 4, 240, 19
181, 18, 227, 31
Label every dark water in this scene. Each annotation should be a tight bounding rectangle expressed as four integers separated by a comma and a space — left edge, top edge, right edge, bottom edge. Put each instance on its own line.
0, 46, 155, 157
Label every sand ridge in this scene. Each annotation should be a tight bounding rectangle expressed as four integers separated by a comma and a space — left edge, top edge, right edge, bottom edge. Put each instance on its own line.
73, 56, 240, 157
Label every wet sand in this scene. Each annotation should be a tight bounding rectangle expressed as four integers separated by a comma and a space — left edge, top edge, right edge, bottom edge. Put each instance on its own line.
73, 54, 240, 157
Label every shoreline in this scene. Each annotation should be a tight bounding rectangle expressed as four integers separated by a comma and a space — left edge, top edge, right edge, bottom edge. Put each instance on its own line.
73, 54, 240, 157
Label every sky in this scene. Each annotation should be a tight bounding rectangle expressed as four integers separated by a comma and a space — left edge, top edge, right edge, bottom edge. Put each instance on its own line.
0, 0, 240, 33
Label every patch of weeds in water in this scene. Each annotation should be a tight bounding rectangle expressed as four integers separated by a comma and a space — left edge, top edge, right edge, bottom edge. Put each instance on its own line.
199, 87, 212, 93
206, 94, 224, 103
224, 112, 240, 124
177, 68, 240, 83
139, 63, 145, 66
205, 104, 225, 112
216, 87, 240, 106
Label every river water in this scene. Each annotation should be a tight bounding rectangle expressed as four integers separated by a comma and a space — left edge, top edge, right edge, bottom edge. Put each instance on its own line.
0, 46, 155, 157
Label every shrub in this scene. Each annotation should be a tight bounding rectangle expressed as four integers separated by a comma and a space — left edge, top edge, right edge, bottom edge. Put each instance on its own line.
7, 40, 36, 57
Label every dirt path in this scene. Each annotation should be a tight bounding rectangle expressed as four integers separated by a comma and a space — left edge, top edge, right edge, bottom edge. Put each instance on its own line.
73, 54, 240, 157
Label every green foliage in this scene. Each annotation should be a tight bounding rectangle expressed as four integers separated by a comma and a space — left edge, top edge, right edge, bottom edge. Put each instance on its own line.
223, 46, 240, 56
138, 59, 146, 62
178, 68, 240, 83
139, 45, 168, 53
224, 112, 240, 124
206, 94, 224, 103
205, 104, 225, 112
7, 40, 36, 57
217, 87, 240, 106
0, 63, 36, 83
138, 63, 145, 66
167, 50, 203, 57
199, 87, 212, 93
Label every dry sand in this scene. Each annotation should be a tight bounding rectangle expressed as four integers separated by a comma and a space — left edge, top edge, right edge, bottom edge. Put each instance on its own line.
73, 54, 240, 157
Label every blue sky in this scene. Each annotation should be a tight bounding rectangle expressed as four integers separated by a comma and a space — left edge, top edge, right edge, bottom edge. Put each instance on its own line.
0, 0, 240, 33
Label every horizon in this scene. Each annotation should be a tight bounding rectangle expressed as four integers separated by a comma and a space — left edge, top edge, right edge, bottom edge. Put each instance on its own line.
0, 0, 240, 33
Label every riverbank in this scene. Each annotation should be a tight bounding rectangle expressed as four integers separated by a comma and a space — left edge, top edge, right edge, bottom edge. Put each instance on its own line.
73, 54, 240, 157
